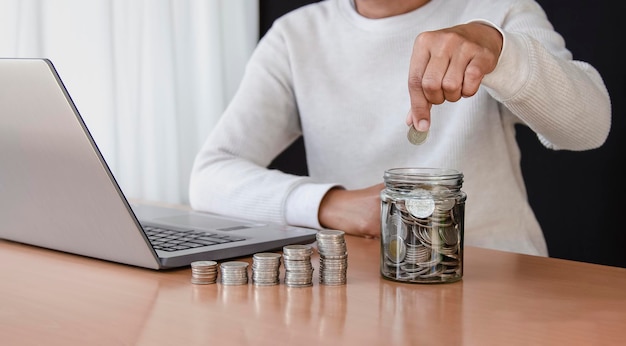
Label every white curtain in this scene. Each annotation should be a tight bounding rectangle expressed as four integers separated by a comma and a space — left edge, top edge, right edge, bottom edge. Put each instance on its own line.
0, 0, 259, 205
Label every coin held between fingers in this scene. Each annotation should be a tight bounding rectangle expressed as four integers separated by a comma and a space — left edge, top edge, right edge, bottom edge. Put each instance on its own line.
407, 124, 429, 145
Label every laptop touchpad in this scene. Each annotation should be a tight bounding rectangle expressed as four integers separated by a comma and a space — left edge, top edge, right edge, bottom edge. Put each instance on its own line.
153, 213, 258, 231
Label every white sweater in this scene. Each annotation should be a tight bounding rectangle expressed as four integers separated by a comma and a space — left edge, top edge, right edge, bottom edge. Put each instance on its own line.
189, 0, 611, 256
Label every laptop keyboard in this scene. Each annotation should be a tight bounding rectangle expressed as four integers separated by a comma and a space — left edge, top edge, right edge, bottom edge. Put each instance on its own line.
143, 226, 247, 252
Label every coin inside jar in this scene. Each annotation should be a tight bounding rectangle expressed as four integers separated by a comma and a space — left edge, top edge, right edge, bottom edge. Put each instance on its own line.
387, 236, 407, 263
405, 189, 435, 219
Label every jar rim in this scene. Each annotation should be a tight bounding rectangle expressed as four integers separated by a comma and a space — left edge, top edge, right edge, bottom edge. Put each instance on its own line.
384, 167, 462, 179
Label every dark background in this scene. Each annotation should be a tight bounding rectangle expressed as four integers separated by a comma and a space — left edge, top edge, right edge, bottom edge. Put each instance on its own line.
260, 0, 626, 268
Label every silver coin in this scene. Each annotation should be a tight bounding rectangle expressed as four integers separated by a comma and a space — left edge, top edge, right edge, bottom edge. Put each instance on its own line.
407, 125, 429, 145
191, 260, 217, 267
405, 191, 435, 219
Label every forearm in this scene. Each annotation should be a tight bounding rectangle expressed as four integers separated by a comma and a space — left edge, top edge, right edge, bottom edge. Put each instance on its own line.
318, 183, 384, 238
483, 30, 610, 150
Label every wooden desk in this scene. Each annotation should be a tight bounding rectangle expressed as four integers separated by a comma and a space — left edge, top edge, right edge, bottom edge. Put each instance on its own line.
1, 236, 625, 345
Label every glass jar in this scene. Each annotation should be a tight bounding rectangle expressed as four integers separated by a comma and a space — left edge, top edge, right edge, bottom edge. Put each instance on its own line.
380, 168, 466, 284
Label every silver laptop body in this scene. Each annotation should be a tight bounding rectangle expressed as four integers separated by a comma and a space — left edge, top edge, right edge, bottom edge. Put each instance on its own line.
0, 58, 318, 270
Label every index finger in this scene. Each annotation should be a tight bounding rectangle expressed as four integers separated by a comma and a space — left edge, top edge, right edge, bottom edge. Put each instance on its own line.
407, 41, 432, 132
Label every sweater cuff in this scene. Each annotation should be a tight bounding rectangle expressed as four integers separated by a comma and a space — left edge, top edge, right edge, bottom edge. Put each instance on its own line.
469, 19, 531, 100
285, 183, 341, 229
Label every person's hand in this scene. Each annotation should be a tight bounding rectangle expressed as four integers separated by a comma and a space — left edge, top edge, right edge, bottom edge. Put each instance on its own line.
406, 22, 503, 132
318, 183, 384, 239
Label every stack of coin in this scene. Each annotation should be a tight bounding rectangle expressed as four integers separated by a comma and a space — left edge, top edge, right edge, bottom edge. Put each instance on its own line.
251, 252, 282, 286
219, 261, 249, 285
282, 244, 314, 287
190, 260, 219, 285
316, 230, 348, 285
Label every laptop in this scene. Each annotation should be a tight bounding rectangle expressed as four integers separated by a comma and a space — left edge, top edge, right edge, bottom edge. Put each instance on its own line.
0, 58, 318, 270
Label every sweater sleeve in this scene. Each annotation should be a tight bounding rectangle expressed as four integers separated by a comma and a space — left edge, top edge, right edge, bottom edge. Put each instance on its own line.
189, 23, 326, 226
480, 0, 611, 151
